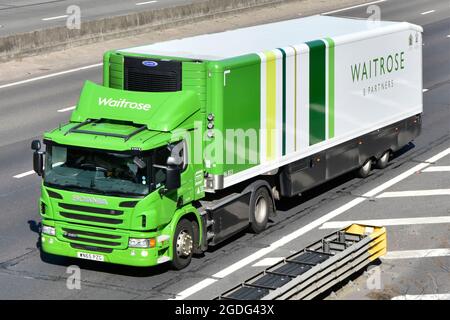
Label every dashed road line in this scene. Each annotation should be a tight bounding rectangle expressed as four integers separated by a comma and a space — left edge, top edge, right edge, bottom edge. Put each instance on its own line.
383, 248, 450, 260
57, 105, 76, 113
322, 0, 387, 15
420, 10, 435, 15
252, 257, 284, 267
320, 216, 450, 229
377, 189, 450, 198
136, 1, 157, 5
13, 170, 35, 179
42, 15, 69, 21
392, 293, 450, 300
170, 147, 450, 299
422, 166, 450, 172
169, 278, 217, 301
0, 64, 102, 90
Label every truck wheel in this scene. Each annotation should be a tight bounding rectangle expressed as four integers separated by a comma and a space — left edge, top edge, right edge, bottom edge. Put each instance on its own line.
249, 187, 274, 234
376, 151, 390, 169
357, 159, 372, 178
171, 219, 194, 270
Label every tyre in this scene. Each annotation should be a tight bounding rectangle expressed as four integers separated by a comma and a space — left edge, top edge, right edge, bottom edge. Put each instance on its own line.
171, 219, 194, 270
375, 150, 390, 169
249, 187, 274, 234
357, 159, 372, 178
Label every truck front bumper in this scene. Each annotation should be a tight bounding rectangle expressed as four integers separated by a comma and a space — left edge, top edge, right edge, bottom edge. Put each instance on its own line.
41, 234, 171, 268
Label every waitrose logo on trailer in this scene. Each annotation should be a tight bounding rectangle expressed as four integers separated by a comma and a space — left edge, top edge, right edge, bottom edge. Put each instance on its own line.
98, 97, 152, 111
351, 51, 405, 83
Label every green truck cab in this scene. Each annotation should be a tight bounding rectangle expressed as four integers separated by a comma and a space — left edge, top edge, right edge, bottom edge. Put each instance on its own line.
33, 51, 272, 270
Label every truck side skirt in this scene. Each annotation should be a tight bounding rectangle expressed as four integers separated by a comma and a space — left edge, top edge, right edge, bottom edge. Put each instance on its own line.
279, 113, 421, 197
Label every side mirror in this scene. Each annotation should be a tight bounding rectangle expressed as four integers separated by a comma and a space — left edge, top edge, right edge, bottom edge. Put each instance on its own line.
31, 140, 41, 151
33, 151, 44, 176
165, 165, 181, 190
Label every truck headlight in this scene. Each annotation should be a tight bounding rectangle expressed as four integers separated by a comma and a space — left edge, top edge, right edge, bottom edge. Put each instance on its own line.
42, 226, 56, 236
128, 238, 155, 248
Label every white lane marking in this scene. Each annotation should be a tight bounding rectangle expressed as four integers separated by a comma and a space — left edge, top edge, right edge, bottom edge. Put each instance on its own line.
57, 105, 76, 113
136, 1, 157, 5
252, 257, 284, 267
392, 293, 450, 300
377, 189, 450, 198
13, 170, 35, 179
168, 278, 217, 300
383, 249, 450, 260
170, 147, 450, 299
447, 35, 450, 38
322, 0, 386, 15
423, 166, 450, 172
0, 64, 102, 90
320, 216, 450, 229
420, 10, 435, 15
363, 148, 450, 199
42, 15, 69, 21
422, 88, 429, 92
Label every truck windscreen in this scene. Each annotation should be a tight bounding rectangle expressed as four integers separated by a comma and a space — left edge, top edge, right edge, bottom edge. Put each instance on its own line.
44, 145, 150, 197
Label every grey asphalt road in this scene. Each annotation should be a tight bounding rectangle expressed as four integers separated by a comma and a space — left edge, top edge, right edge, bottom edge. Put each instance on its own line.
0, 0, 449, 300
0, 0, 196, 36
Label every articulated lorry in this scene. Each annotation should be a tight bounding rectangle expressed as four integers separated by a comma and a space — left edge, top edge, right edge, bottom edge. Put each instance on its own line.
32, 15, 423, 269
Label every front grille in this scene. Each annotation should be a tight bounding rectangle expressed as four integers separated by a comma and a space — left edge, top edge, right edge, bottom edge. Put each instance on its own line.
61, 226, 126, 250
60, 212, 122, 225
63, 233, 121, 247
59, 203, 123, 216
62, 228, 121, 240
71, 243, 113, 253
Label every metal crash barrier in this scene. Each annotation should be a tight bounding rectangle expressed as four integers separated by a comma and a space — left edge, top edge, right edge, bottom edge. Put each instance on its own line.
217, 224, 387, 300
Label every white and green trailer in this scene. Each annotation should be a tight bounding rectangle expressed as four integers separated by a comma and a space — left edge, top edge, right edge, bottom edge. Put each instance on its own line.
33, 15, 423, 269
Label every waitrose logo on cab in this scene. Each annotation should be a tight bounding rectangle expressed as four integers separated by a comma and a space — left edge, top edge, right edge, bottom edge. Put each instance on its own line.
98, 97, 151, 111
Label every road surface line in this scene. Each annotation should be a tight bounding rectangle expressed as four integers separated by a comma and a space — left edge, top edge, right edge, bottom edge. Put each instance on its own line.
42, 15, 69, 21
422, 166, 450, 172
252, 257, 284, 267
0, 64, 102, 90
170, 147, 450, 299
422, 88, 429, 92
322, 0, 386, 15
377, 189, 450, 198
420, 10, 435, 15
13, 170, 35, 179
168, 278, 217, 300
320, 216, 450, 229
392, 293, 450, 300
383, 249, 450, 260
136, 1, 157, 5
57, 105, 76, 113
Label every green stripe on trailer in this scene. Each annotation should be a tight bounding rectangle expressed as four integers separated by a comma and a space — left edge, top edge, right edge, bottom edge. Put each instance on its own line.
279, 48, 287, 156
306, 40, 326, 146
324, 37, 335, 139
